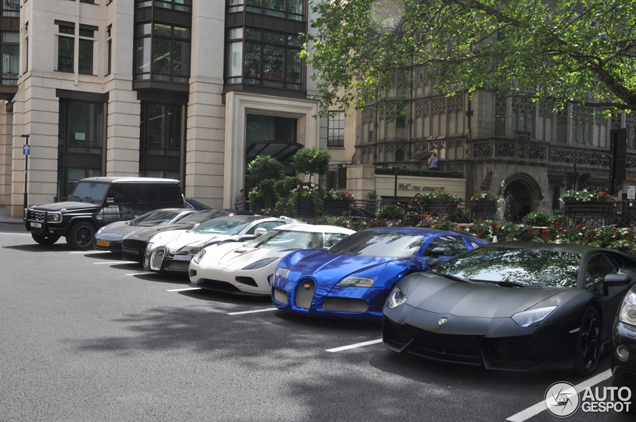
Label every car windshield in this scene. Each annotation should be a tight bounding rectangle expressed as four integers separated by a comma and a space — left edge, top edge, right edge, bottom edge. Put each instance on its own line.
434, 247, 581, 288
189, 217, 251, 235
179, 210, 231, 224
327, 230, 425, 258
68, 182, 109, 203
243, 230, 323, 250
131, 210, 181, 227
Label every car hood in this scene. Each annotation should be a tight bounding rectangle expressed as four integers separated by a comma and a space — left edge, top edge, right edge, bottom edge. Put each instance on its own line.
202, 244, 289, 270
32, 201, 101, 212
96, 221, 135, 239
290, 252, 396, 286
405, 273, 563, 318
124, 223, 195, 242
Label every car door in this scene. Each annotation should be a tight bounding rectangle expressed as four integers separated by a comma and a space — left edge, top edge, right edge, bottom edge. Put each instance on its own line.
585, 253, 624, 337
99, 183, 134, 225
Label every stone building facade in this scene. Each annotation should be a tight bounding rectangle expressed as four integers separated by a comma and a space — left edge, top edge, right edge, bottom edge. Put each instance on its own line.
0, 0, 329, 217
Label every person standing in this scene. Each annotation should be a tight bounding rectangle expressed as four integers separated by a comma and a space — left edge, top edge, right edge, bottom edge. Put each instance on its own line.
428, 152, 439, 170
234, 189, 246, 210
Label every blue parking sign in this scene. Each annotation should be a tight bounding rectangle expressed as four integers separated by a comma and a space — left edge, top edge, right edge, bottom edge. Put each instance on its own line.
23, 145, 30, 156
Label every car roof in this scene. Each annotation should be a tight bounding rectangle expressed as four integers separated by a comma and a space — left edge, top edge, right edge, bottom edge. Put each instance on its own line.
273, 224, 355, 234
79, 177, 180, 184
360, 226, 466, 237
482, 241, 624, 255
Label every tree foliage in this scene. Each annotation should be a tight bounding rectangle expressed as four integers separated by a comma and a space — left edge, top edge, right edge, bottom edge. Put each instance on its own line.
292, 147, 331, 182
247, 155, 284, 181
306, 0, 636, 115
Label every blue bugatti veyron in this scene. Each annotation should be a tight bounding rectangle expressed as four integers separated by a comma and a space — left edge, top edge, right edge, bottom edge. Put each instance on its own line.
271, 227, 488, 319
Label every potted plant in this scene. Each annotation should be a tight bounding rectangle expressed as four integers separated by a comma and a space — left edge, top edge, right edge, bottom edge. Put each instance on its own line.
420, 188, 460, 216
560, 189, 618, 221
470, 190, 499, 216
324, 189, 355, 216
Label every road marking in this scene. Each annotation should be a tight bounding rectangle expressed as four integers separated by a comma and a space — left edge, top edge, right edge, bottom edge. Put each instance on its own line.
0, 232, 31, 236
167, 287, 201, 292
227, 308, 278, 316
70, 251, 110, 254
93, 261, 126, 265
506, 369, 612, 422
125, 273, 154, 276
326, 339, 383, 353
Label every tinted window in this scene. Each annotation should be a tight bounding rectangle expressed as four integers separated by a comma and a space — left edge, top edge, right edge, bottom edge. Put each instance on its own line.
190, 217, 251, 235
435, 247, 581, 288
137, 185, 156, 204
132, 209, 181, 227
424, 235, 468, 256
179, 210, 233, 224
327, 230, 425, 258
158, 184, 182, 204
244, 230, 323, 250
586, 254, 618, 290
107, 184, 131, 204
325, 232, 348, 247
68, 182, 109, 203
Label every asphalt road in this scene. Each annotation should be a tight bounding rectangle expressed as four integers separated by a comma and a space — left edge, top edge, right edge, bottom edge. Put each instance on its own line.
0, 224, 632, 421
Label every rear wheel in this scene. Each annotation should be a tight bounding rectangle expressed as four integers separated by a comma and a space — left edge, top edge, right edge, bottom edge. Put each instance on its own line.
573, 307, 602, 375
67, 222, 95, 250
31, 232, 60, 245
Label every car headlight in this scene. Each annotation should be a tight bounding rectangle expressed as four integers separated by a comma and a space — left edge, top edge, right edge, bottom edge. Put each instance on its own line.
243, 257, 279, 270
275, 267, 290, 279
177, 245, 203, 255
192, 249, 206, 265
336, 276, 374, 287
96, 226, 105, 235
387, 287, 407, 308
511, 306, 557, 328
47, 211, 62, 223
619, 287, 636, 327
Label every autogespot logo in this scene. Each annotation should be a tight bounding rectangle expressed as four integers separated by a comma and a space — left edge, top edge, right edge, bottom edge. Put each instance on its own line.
545, 382, 580, 418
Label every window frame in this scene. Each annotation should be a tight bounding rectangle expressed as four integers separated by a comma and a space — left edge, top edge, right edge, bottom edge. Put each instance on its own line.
327, 110, 345, 148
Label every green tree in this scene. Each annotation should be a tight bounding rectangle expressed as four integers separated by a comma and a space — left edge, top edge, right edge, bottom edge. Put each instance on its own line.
307, 0, 636, 115
292, 148, 331, 183
247, 155, 284, 181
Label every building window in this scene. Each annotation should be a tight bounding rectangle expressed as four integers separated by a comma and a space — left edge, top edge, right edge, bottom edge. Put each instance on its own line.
225, 27, 303, 90
327, 111, 345, 147
106, 25, 112, 75
56, 24, 95, 74
556, 114, 567, 143
136, 0, 192, 12
229, 0, 303, 21
140, 102, 184, 179
135, 23, 191, 83
1, 0, 19, 17
1, 32, 19, 85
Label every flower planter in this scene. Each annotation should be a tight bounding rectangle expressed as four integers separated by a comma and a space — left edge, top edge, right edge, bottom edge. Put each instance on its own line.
324, 200, 352, 217
563, 201, 616, 218
470, 201, 497, 217
422, 201, 459, 216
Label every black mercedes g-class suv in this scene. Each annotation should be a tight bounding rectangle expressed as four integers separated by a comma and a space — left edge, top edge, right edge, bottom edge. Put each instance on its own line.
24, 177, 186, 250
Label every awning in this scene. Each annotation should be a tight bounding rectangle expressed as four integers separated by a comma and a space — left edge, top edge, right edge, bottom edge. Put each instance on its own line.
245, 140, 304, 163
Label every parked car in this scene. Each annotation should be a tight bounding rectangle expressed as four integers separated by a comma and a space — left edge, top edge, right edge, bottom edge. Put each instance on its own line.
382, 242, 636, 374
144, 215, 297, 274
190, 224, 355, 295
94, 208, 197, 253
185, 198, 211, 211
121, 209, 251, 263
612, 283, 636, 394
24, 177, 186, 250
271, 227, 487, 319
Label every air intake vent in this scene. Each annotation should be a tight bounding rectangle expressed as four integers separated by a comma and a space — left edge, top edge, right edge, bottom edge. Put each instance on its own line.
322, 298, 368, 313
273, 288, 288, 305
295, 279, 315, 309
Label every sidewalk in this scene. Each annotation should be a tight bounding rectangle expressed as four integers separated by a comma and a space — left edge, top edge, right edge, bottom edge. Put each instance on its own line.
0, 207, 24, 225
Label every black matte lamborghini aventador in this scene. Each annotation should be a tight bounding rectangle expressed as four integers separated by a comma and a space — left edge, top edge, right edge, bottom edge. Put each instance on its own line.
382, 241, 636, 374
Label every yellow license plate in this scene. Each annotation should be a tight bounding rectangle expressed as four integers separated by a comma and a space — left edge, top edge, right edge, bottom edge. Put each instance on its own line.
97, 240, 110, 247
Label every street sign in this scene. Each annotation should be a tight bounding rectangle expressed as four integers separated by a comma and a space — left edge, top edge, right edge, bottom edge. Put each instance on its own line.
628, 186, 635, 200
22, 145, 30, 156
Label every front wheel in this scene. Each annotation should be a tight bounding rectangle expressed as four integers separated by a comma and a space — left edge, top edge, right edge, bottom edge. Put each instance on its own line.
573, 307, 602, 375
67, 222, 95, 250
31, 232, 60, 245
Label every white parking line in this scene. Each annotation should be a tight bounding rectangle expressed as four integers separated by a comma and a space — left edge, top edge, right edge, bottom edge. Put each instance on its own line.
70, 251, 110, 254
506, 369, 612, 422
326, 339, 383, 353
167, 287, 201, 292
92, 261, 126, 265
0, 232, 30, 236
227, 308, 278, 316
125, 273, 154, 276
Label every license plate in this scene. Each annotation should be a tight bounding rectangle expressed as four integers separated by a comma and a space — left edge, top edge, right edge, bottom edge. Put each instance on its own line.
97, 240, 110, 247
173, 255, 192, 261
123, 249, 139, 255
31, 222, 42, 228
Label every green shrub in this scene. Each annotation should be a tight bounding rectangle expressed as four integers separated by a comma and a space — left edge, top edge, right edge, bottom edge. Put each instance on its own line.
377, 204, 406, 220
292, 148, 331, 183
248, 155, 284, 181
523, 211, 552, 226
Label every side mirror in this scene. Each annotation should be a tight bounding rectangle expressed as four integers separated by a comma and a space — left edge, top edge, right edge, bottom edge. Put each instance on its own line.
254, 228, 268, 237
603, 273, 632, 295
426, 257, 442, 268
430, 247, 451, 257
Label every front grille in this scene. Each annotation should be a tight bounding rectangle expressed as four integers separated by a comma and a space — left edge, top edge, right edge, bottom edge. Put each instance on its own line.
123, 239, 147, 250
29, 211, 45, 222
166, 261, 189, 272
273, 288, 288, 305
622, 371, 636, 387
410, 329, 484, 365
198, 279, 241, 293
236, 277, 257, 287
322, 298, 368, 313
489, 340, 543, 362
383, 318, 413, 349
295, 279, 315, 309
